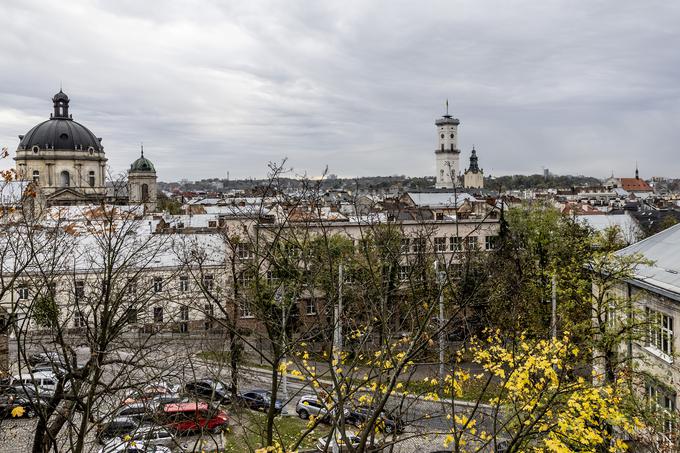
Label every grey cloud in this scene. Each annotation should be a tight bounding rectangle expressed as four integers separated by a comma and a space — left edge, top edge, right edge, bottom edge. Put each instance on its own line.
1, 0, 680, 180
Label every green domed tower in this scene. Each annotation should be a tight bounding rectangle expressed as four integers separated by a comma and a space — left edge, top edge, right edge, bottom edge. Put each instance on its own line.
127, 146, 157, 211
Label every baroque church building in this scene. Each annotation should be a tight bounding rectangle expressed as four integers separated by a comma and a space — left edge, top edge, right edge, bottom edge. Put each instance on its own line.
14, 91, 157, 209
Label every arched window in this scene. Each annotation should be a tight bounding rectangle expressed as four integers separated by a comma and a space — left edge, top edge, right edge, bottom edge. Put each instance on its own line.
440, 169, 444, 181
141, 184, 149, 202
88, 171, 95, 187
60, 170, 70, 187
32, 170, 40, 184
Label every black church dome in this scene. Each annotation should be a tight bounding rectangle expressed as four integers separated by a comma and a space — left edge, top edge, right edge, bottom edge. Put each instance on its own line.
18, 91, 103, 152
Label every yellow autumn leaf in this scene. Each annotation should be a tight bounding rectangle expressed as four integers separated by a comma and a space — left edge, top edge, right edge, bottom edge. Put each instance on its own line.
11, 406, 25, 418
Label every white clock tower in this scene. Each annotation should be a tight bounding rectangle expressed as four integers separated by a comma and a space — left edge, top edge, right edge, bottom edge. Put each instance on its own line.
434, 103, 461, 189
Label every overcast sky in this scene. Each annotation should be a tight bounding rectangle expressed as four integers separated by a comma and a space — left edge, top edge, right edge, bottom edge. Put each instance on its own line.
1, 0, 679, 181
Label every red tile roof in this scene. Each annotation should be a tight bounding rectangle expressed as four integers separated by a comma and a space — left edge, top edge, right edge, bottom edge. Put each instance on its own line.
620, 178, 653, 192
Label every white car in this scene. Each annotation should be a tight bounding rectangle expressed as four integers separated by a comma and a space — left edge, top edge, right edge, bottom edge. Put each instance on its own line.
11, 371, 60, 396
98, 437, 172, 453
316, 431, 361, 452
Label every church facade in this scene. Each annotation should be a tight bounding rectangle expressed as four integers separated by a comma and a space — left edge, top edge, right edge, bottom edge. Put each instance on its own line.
463, 147, 484, 189
14, 91, 157, 209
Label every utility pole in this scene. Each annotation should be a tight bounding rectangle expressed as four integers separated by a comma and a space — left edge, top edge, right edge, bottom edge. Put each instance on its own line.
551, 274, 557, 340
330, 264, 343, 453
276, 287, 289, 403
435, 260, 446, 379
335, 264, 343, 357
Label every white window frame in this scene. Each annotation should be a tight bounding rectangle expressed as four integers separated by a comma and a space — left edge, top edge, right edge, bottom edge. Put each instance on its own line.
17, 285, 29, 300
412, 238, 426, 254
203, 274, 214, 291
434, 237, 447, 253
74, 312, 87, 328
398, 265, 410, 282
240, 300, 254, 319
153, 277, 163, 293
449, 236, 462, 252
400, 238, 410, 254
646, 307, 674, 362
306, 299, 317, 316
236, 243, 253, 260
179, 276, 189, 292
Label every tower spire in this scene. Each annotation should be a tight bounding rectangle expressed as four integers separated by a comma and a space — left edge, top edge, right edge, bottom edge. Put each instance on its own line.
635, 162, 639, 180
446, 99, 449, 116
141, 142, 144, 157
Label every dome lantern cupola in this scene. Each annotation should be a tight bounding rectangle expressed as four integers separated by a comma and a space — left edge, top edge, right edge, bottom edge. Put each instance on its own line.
52, 90, 70, 119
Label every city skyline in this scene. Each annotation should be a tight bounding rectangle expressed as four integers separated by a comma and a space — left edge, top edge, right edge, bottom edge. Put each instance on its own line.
1, 0, 680, 181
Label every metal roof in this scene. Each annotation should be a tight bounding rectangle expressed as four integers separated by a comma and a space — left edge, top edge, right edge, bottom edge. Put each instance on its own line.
616, 222, 680, 296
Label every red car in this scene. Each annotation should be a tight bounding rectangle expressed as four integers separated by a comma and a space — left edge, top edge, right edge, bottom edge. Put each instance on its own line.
161, 402, 229, 434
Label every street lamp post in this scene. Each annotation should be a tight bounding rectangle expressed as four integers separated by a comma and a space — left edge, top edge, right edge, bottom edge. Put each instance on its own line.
551, 274, 557, 340
435, 260, 446, 379
330, 264, 344, 453
275, 287, 289, 403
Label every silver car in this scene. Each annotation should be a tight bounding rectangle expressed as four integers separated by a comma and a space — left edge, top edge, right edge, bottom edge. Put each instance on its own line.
296, 395, 329, 420
297, 395, 349, 423
127, 426, 174, 447
99, 442, 171, 453
316, 431, 361, 452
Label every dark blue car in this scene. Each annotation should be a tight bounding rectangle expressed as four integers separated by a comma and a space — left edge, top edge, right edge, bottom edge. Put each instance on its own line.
237, 390, 283, 414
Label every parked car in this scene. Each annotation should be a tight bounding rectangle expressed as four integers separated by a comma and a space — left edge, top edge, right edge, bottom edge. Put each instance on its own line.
2, 384, 43, 401
160, 402, 229, 434
296, 395, 328, 420
30, 361, 67, 376
237, 390, 283, 413
152, 393, 185, 407
0, 393, 38, 418
346, 406, 404, 433
113, 402, 159, 425
296, 395, 348, 422
11, 371, 60, 397
98, 437, 172, 453
183, 378, 233, 404
128, 426, 175, 447
27, 351, 66, 367
96, 417, 140, 444
315, 431, 361, 452
122, 383, 176, 405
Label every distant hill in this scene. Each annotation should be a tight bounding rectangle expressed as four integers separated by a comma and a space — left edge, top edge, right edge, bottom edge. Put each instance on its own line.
159, 173, 601, 194
485, 174, 601, 191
